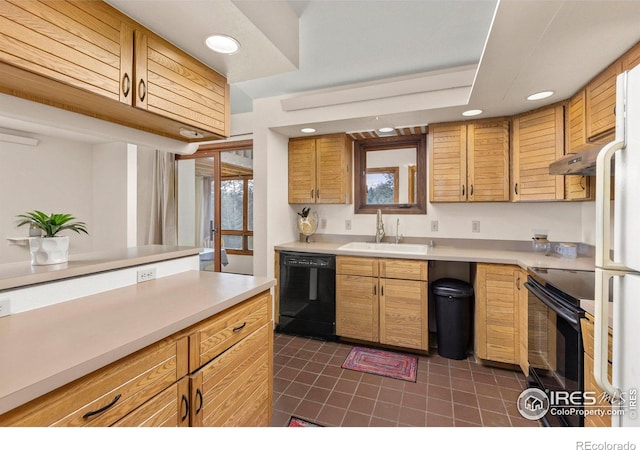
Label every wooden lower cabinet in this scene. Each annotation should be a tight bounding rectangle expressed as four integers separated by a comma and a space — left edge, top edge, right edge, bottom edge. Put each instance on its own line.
474, 263, 522, 366
336, 256, 428, 351
581, 314, 613, 427
190, 323, 272, 427
0, 290, 272, 427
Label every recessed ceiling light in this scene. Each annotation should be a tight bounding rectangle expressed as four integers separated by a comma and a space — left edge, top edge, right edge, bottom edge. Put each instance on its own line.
462, 109, 483, 117
205, 34, 240, 55
301, 128, 316, 134
378, 127, 394, 133
527, 91, 554, 101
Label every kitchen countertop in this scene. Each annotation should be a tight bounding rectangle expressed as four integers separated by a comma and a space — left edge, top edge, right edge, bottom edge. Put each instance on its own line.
0, 245, 200, 292
274, 239, 595, 271
0, 270, 276, 415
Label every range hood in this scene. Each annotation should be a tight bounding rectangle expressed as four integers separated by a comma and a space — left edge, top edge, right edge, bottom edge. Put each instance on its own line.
549, 142, 610, 176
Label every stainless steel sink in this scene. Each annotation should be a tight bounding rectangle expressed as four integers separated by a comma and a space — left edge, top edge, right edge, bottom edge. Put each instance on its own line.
337, 241, 428, 255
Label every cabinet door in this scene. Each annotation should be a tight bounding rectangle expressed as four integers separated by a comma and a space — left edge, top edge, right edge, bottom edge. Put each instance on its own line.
134, 30, 229, 138
622, 41, 640, 71
315, 134, 352, 204
515, 269, 528, 376
379, 278, 428, 351
336, 256, 379, 277
475, 264, 519, 365
288, 138, 317, 204
511, 104, 565, 201
0, 0, 133, 104
112, 378, 190, 427
336, 274, 379, 342
467, 119, 510, 202
429, 123, 467, 202
586, 61, 621, 140
190, 323, 272, 427
565, 90, 593, 201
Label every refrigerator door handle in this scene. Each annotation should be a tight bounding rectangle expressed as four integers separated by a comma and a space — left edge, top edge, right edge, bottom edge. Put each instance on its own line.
594, 268, 624, 398
595, 139, 627, 270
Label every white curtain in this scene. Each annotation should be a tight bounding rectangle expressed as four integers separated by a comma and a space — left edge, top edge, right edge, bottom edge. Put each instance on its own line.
148, 150, 177, 245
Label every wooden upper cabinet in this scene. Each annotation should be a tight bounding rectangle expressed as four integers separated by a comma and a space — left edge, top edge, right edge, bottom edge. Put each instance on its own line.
429, 123, 467, 202
0, 0, 229, 142
511, 103, 565, 201
585, 60, 621, 141
134, 30, 229, 138
467, 119, 510, 202
288, 134, 353, 204
429, 119, 509, 202
0, 0, 133, 104
565, 91, 594, 201
622, 40, 640, 72
288, 138, 317, 204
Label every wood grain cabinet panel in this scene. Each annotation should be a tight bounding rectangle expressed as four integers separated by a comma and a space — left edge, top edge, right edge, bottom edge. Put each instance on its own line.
585, 61, 621, 141
511, 104, 565, 201
429, 123, 467, 202
564, 91, 594, 201
134, 30, 229, 138
0, 0, 133, 103
113, 378, 190, 427
622, 41, 640, 71
516, 268, 529, 376
475, 264, 520, 365
190, 324, 272, 427
429, 119, 509, 203
187, 290, 271, 373
336, 256, 428, 351
288, 134, 353, 204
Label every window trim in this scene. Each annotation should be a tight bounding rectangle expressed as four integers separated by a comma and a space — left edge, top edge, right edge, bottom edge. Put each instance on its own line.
353, 134, 427, 214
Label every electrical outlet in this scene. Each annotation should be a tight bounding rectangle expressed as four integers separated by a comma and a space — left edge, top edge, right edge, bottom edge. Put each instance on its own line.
345, 219, 351, 230
0, 297, 10, 318
472, 221, 481, 233
137, 268, 156, 283
430, 220, 439, 232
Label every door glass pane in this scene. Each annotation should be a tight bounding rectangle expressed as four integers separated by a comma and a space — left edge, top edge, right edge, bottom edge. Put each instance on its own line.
221, 180, 244, 230
222, 234, 242, 250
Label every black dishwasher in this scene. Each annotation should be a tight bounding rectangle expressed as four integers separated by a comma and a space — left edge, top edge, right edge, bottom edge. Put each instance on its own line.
276, 252, 336, 340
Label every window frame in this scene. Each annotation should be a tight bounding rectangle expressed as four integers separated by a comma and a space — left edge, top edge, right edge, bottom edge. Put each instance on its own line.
353, 134, 427, 214
220, 175, 253, 256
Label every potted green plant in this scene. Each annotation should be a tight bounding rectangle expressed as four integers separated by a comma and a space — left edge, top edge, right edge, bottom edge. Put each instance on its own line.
16, 210, 88, 265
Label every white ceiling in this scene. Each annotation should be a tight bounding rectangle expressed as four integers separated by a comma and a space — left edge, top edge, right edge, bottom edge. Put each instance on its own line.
103, 0, 640, 138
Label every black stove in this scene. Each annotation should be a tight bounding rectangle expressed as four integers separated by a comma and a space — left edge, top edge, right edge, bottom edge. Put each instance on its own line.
527, 267, 595, 307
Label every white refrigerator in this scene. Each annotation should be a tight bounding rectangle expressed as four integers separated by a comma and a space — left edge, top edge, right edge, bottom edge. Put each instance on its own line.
595, 64, 640, 427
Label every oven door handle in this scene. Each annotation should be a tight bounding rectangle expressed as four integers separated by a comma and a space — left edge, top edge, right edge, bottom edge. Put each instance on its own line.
524, 281, 580, 326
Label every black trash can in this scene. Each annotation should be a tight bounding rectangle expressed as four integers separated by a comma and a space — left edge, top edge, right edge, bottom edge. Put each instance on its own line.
431, 278, 474, 360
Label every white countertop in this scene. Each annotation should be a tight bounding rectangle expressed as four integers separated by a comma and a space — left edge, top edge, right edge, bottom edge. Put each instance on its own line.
274, 240, 595, 272
0, 270, 276, 415
0, 245, 200, 291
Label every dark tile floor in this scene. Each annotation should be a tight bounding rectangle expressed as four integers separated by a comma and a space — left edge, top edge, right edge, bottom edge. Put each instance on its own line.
270, 332, 541, 427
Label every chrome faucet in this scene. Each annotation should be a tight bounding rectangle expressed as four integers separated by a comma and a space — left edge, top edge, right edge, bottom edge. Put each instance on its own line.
395, 218, 403, 244
375, 209, 385, 243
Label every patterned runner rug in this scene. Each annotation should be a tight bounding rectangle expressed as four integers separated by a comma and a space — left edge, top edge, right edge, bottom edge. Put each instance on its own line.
341, 346, 418, 382
287, 416, 322, 427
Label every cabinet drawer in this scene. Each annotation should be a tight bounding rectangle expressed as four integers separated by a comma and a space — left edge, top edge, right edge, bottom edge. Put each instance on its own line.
380, 258, 427, 281
336, 256, 378, 277
0, 335, 187, 427
188, 291, 271, 372
112, 378, 189, 427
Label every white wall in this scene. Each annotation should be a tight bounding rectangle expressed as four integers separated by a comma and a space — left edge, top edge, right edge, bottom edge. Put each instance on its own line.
0, 133, 95, 264
137, 147, 156, 245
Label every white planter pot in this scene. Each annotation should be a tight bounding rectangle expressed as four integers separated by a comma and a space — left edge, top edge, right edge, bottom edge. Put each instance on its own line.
28, 236, 69, 265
